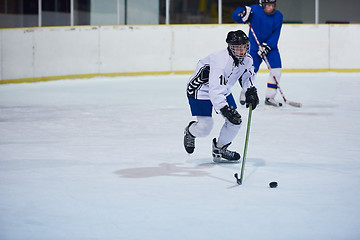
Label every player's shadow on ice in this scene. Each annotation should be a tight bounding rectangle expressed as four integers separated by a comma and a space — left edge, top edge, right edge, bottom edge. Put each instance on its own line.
114, 158, 265, 185
114, 162, 214, 178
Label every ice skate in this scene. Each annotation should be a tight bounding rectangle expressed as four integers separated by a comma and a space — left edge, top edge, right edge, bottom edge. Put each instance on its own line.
265, 97, 283, 107
184, 121, 196, 154
212, 138, 240, 163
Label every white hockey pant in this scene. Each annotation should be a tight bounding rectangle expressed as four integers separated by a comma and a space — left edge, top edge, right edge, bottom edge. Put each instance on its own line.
266, 68, 282, 99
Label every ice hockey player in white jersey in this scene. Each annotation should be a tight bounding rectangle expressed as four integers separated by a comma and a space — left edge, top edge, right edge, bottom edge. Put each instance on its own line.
184, 30, 259, 163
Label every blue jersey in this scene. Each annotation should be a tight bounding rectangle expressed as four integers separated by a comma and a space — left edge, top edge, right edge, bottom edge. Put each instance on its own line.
232, 5, 283, 51
232, 5, 283, 72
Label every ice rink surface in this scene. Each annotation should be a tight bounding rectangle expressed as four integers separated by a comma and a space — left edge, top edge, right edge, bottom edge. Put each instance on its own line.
1, 72, 360, 240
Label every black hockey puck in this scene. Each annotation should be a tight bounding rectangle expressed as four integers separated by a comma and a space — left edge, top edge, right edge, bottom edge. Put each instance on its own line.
269, 182, 278, 188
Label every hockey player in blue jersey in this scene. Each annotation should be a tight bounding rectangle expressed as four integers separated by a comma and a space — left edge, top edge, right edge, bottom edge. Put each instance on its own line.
232, 0, 283, 107
183, 30, 259, 163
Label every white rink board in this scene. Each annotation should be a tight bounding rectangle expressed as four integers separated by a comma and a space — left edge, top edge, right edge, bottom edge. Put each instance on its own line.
329, 24, 360, 69
170, 24, 249, 71
0, 30, 2, 79
0, 24, 359, 81
34, 27, 100, 77
99, 25, 173, 73
1, 28, 35, 80
279, 24, 330, 69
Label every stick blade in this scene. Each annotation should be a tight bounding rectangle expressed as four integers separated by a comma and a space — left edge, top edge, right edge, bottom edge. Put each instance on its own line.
234, 173, 242, 185
286, 100, 302, 108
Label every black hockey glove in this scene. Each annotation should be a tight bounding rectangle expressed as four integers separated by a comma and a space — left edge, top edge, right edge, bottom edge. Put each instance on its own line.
245, 86, 259, 110
257, 43, 271, 59
220, 105, 242, 125
239, 6, 252, 24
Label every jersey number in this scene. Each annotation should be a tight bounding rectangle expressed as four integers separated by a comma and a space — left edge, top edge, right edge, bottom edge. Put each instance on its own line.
219, 75, 228, 85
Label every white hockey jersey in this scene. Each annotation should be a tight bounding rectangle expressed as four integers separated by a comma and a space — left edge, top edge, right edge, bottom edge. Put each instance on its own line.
186, 49, 255, 112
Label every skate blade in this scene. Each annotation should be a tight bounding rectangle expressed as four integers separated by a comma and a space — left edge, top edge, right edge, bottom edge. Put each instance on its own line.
213, 158, 240, 164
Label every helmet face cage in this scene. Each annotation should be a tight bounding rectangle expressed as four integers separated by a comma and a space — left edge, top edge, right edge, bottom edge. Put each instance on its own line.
226, 30, 250, 60
229, 42, 250, 60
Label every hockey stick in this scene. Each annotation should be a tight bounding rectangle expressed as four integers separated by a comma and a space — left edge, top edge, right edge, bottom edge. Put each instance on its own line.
248, 24, 302, 108
234, 104, 253, 185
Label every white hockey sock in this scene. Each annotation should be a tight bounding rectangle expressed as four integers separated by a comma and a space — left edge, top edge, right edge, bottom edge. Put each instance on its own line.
217, 119, 242, 146
266, 68, 282, 99
189, 116, 213, 138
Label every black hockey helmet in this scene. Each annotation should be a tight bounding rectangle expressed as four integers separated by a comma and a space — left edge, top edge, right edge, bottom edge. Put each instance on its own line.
226, 30, 250, 60
260, 0, 276, 6
226, 30, 249, 46
259, 0, 276, 15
